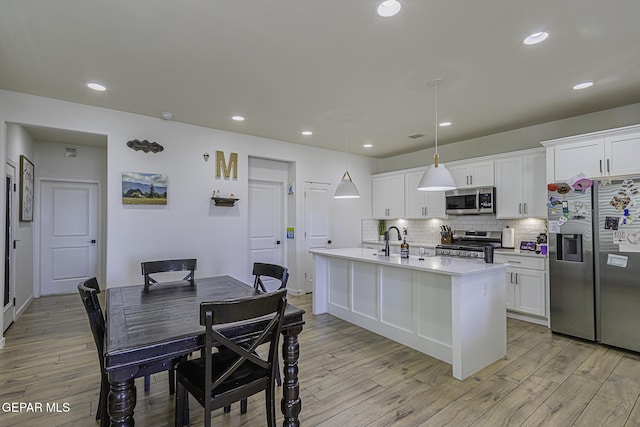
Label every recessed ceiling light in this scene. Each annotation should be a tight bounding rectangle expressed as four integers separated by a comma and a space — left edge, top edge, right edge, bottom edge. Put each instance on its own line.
363, 144, 373, 148
439, 121, 452, 127
231, 115, 245, 121
523, 32, 549, 45
87, 82, 106, 91
377, 0, 401, 17
573, 82, 594, 90
301, 131, 313, 136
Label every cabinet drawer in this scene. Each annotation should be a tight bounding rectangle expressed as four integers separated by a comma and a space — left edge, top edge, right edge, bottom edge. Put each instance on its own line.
494, 254, 545, 270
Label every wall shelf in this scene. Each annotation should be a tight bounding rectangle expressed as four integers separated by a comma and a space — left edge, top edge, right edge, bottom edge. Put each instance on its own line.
211, 197, 239, 207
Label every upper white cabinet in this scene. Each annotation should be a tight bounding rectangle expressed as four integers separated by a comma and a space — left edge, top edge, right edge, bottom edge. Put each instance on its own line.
542, 125, 640, 182
372, 173, 405, 218
496, 150, 546, 218
448, 160, 494, 188
404, 170, 447, 218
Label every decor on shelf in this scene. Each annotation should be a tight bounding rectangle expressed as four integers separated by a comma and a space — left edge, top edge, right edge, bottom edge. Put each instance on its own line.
122, 172, 168, 205
378, 219, 386, 241
127, 139, 164, 153
417, 79, 456, 191
19, 155, 34, 222
334, 116, 360, 199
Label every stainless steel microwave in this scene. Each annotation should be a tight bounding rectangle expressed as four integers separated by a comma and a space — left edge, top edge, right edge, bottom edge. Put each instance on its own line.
445, 187, 496, 215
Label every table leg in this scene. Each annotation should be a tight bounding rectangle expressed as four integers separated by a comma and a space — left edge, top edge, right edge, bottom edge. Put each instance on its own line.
108, 378, 136, 426
280, 325, 302, 427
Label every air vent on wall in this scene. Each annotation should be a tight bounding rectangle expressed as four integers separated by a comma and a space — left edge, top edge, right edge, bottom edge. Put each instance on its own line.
64, 146, 78, 158
408, 133, 424, 139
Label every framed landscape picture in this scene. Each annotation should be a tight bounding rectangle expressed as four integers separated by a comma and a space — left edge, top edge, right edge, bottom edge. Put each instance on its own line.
20, 155, 34, 221
122, 172, 168, 205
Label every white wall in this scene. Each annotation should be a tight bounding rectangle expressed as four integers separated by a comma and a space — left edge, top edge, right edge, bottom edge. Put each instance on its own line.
5, 124, 34, 318
0, 90, 376, 294
381, 102, 640, 173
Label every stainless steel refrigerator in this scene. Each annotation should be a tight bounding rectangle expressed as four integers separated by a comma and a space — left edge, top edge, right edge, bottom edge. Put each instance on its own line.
549, 178, 640, 351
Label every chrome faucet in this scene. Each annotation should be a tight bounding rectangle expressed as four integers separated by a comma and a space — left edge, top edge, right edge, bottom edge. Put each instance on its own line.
384, 226, 402, 256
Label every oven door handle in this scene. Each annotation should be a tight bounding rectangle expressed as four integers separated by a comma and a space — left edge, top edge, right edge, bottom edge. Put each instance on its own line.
475, 189, 480, 212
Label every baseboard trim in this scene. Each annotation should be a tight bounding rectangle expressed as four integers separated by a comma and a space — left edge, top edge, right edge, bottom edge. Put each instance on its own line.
16, 295, 34, 319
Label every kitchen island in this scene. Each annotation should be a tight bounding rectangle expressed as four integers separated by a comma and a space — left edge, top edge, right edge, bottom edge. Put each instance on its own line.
310, 248, 508, 380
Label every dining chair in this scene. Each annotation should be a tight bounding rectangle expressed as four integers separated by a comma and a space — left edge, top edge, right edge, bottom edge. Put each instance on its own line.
221, 262, 290, 414
77, 278, 109, 426
174, 289, 288, 427
141, 258, 197, 291
252, 262, 289, 292
140, 258, 197, 392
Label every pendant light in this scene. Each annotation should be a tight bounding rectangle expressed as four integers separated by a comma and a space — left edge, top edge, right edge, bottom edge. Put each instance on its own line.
417, 79, 456, 191
334, 117, 360, 199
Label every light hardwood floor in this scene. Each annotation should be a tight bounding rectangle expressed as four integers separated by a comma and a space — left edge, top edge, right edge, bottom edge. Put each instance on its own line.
1, 292, 640, 426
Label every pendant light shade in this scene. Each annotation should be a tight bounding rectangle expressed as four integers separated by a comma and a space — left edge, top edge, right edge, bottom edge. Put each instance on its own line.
334, 117, 361, 199
417, 79, 456, 192
334, 171, 361, 198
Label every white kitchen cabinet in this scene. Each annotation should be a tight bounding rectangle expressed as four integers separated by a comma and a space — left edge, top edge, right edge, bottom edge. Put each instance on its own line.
496, 151, 546, 218
495, 254, 546, 318
404, 170, 447, 218
372, 173, 405, 218
448, 160, 494, 188
605, 131, 640, 177
542, 125, 640, 182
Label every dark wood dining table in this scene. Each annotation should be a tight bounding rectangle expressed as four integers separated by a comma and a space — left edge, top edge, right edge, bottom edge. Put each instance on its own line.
105, 275, 305, 426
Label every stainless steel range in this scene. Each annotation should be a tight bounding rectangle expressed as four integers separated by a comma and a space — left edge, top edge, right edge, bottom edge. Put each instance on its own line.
435, 230, 502, 258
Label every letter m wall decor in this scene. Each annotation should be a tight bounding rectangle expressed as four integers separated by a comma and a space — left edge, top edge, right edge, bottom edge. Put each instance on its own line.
216, 151, 238, 179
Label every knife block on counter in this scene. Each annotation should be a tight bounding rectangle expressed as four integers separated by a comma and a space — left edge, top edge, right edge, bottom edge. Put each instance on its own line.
441, 236, 453, 245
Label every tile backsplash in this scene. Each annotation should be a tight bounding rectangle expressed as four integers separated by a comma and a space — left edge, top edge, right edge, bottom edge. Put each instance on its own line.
362, 216, 547, 247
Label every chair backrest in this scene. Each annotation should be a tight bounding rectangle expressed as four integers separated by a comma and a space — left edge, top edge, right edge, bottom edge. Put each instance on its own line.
252, 262, 289, 293
78, 278, 106, 370
141, 258, 197, 291
200, 289, 287, 398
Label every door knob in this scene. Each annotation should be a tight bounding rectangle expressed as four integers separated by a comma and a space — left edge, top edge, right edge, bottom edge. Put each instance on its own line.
276, 240, 281, 245
327, 240, 332, 244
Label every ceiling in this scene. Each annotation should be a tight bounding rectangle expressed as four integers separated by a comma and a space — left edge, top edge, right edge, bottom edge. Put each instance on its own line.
2, 0, 640, 158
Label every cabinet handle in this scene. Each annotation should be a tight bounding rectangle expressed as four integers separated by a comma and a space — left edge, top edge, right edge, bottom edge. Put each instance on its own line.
510, 272, 514, 283
469, 175, 473, 185
466, 176, 469, 185
600, 159, 603, 173
425, 206, 428, 216
507, 260, 521, 264
607, 158, 610, 173
524, 203, 528, 214
519, 203, 522, 214
515, 273, 519, 285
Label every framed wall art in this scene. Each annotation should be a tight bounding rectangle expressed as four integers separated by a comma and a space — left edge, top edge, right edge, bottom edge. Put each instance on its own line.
20, 155, 34, 222
122, 172, 168, 205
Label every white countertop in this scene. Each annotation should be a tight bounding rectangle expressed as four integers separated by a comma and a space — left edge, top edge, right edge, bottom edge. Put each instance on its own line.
494, 248, 547, 258
310, 247, 509, 277
362, 239, 437, 248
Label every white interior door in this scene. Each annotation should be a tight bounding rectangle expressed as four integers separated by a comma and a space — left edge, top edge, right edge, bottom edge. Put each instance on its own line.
248, 181, 284, 291
303, 182, 331, 294
3, 165, 16, 332
40, 180, 98, 295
